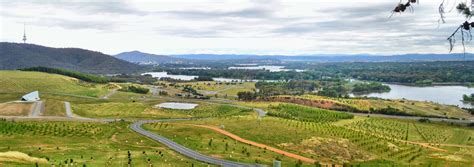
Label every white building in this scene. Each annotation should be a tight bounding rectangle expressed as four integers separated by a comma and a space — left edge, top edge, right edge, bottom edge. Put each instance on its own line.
21, 91, 40, 102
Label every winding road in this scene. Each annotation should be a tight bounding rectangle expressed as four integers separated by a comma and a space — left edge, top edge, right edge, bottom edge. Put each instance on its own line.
131, 121, 261, 167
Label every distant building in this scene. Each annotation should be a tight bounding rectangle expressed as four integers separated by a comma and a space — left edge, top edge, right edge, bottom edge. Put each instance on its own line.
21, 91, 40, 102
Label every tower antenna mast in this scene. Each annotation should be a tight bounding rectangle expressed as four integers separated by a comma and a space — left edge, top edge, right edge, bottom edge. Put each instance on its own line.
22, 23, 27, 43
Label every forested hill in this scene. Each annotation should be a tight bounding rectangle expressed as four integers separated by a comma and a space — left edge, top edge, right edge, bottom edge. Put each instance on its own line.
0, 42, 144, 74
115, 51, 183, 64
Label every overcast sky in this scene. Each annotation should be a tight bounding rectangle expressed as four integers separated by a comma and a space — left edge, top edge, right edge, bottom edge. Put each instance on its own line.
0, 0, 470, 55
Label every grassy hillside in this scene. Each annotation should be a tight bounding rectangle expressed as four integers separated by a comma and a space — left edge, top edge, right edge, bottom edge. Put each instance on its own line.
0, 42, 143, 74
0, 121, 205, 166
143, 123, 300, 166
0, 71, 108, 97
169, 115, 474, 166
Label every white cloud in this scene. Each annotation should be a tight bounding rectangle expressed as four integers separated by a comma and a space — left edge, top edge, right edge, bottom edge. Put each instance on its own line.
0, 0, 470, 55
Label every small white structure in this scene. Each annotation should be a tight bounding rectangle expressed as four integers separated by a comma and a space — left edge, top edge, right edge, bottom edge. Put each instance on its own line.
273, 160, 281, 167
21, 91, 40, 102
154, 102, 198, 110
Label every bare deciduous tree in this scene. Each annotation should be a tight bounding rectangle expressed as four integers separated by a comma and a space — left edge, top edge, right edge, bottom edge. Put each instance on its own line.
390, 0, 474, 55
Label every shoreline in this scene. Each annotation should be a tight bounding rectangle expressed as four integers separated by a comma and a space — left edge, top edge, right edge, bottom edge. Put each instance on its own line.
382, 82, 473, 87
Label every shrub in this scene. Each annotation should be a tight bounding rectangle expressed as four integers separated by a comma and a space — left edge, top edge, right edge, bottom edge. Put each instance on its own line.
195, 76, 214, 81
120, 85, 149, 94
237, 91, 257, 101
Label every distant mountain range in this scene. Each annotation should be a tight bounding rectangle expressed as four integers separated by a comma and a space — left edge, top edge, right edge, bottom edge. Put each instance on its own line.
170, 53, 474, 62
114, 52, 474, 64
0, 42, 143, 74
114, 51, 183, 64
3, 42, 473, 75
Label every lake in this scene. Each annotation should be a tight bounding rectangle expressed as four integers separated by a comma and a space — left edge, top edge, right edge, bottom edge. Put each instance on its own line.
143, 72, 260, 82
351, 84, 474, 108
143, 72, 197, 81
155, 102, 199, 110
228, 65, 305, 72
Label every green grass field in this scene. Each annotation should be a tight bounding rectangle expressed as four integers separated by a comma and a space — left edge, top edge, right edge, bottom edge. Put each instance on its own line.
167, 114, 474, 166
0, 71, 109, 98
143, 123, 303, 166
72, 101, 253, 119
0, 120, 208, 167
43, 99, 66, 116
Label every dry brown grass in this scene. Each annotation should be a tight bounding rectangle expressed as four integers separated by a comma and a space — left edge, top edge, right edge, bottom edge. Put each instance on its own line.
279, 136, 373, 163
0, 102, 33, 116
0, 151, 48, 164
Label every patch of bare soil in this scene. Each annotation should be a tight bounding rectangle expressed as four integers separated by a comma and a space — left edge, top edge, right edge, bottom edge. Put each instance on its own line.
0, 102, 32, 116
210, 154, 224, 159
110, 133, 118, 142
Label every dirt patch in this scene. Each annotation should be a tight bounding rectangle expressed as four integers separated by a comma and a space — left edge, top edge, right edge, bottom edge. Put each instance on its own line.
111, 133, 118, 142
430, 153, 465, 162
280, 137, 372, 163
0, 102, 32, 116
0, 151, 48, 164
210, 154, 224, 158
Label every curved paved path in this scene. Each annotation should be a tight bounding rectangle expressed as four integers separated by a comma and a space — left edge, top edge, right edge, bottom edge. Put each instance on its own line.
131, 121, 260, 167
29, 101, 44, 117
64, 102, 73, 118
